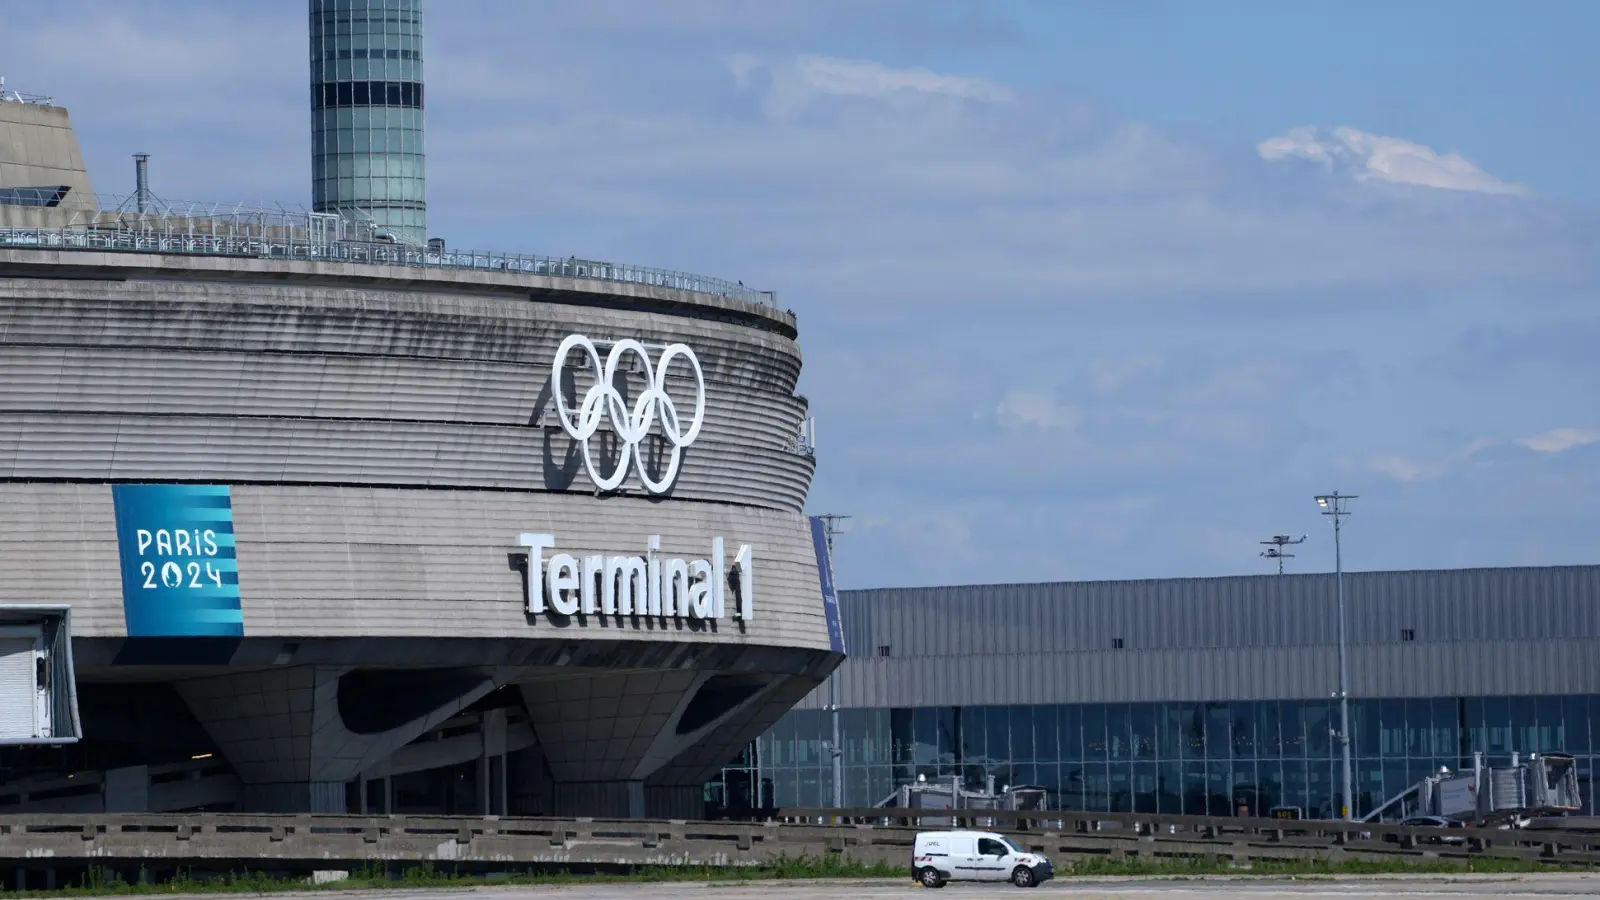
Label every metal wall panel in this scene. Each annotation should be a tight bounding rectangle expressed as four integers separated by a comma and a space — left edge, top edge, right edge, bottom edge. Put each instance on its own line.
825, 568, 1600, 708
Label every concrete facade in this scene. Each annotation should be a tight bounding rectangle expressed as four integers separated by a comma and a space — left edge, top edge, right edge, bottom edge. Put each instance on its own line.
0, 98, 96, 226
0, 245, 836, 816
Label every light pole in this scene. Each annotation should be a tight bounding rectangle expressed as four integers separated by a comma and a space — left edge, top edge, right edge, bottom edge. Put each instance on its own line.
1315, 492, 1357, 820
817, 513, 852, 809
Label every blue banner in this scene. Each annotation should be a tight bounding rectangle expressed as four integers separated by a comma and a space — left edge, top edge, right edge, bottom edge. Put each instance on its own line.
111, 484, 243, 638
809, 516, 846, 654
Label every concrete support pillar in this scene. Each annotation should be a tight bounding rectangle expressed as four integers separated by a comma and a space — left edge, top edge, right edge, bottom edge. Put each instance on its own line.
178, 665, 495, 814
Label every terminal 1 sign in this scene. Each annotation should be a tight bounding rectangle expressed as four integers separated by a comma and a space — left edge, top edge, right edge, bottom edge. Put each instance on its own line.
518, 533, 752, 621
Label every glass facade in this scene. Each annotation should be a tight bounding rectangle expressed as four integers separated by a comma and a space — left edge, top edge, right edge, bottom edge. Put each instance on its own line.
709, 695, 1600, 821
309, 0, 427, 245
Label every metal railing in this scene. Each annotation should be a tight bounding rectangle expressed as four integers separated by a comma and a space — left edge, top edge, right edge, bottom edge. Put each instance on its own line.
0, 192, 777, 308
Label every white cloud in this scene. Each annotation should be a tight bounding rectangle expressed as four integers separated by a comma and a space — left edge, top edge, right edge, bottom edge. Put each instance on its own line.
1517, 427, 1600, 454
1367, 428, 1597, 482
792, 55, 1013, 104
728, 52, 1013, 120
1367, 453, 1445, 483
994, 389, 1081, 431
1258, 125, 1528, 196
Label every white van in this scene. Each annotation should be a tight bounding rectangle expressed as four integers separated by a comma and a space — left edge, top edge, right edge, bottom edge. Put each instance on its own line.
911, 830, 1054, 888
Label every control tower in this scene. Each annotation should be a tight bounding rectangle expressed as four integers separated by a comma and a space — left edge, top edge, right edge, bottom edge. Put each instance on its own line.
308, 0, 426, 245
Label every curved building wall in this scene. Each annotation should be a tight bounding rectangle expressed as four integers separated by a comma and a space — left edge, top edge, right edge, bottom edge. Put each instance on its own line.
310, 0, 426, 244
0, 251, 833, 816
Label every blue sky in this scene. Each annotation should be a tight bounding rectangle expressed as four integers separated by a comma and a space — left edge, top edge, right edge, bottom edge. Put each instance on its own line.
10, 1, 1598, 588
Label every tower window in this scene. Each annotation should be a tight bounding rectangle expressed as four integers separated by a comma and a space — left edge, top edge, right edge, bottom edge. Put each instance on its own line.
1401, 628, 1416, 642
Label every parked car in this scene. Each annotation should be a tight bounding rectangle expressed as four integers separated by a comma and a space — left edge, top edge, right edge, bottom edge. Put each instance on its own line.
1395, 815, 1468, 844
911, 830, 1054, 888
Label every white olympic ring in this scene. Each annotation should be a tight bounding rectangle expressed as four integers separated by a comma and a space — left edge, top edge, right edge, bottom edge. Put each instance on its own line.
552, 334, 706, 494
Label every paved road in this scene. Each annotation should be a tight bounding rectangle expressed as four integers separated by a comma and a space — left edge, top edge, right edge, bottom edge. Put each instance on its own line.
287, 875, 1600, 900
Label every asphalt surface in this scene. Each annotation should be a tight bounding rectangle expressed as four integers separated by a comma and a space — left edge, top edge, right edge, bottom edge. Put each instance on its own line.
263, 875, 1600, 900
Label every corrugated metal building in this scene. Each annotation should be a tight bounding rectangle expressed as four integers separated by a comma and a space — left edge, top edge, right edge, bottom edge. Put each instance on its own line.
709, 565, 1600, 820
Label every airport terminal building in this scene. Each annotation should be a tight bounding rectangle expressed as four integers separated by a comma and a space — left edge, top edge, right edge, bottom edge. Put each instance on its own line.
711, 565, 1600, 821
0, 41, 842, 816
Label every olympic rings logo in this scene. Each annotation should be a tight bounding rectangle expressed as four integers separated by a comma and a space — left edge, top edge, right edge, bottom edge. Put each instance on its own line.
552, 334, 706, 494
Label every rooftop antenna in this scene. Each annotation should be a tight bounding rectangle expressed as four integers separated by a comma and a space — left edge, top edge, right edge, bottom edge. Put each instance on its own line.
1260, 534, 1307, 575
132, 153, 151, 214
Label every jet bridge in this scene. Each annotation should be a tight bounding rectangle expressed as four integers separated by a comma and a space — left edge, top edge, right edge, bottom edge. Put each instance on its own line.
1362, 751, 1581, 826
0, 606, 80, 744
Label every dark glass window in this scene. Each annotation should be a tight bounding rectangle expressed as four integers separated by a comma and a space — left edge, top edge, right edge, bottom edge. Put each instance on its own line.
1463, 696, 1486, 756
910, 707, 935, 766
890, 707, 914, 765
1510, 695, 1537, 753
1060, 705, 1083, 761
936, 707, 958, 765
985, 706, 1010, 762
1257, 701, 1282, 757
1083, 704, 1107, 761
1379, 698, 1406, 756
312, 79, 424, 110
1484, 696, 1510, 754
1230, 701, 1256, 758
1107, 703, 1131, 761
1131, 703, 1157, 760
1280, 700, 1306, 757
1035, 705, 1059, 761
1158, 703, 1184, 759
1566, 696, 1593, 754
1353, 699, 1379, 757
1206, 702, 1231, 759
1535, 696, 1564, 752
960, 707, 983, 764
1405, 697, 1430, 756
1010, 705, 1034, 761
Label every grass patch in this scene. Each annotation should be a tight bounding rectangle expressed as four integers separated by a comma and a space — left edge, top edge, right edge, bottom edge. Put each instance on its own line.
1061, 854, 1589, 877
2, 855, 905, 897
3, 853, 1592, 896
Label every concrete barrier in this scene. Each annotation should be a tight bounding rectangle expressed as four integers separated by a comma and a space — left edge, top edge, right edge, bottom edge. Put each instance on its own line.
0, 809, 1595, 877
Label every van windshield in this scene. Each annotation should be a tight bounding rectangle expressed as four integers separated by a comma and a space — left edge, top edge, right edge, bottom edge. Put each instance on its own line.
996, 836, 1022, 854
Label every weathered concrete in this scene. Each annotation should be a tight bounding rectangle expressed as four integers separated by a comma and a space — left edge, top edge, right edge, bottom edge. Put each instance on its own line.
0, 811, 1596, 870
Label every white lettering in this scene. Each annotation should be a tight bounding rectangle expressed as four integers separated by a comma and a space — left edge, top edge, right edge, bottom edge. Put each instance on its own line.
647, 535, 662, 617
137, 529, 154, 555
518, 533, 556, 613
689, 559, 713, 618
734, 543, 754, 620
665, 558, 689, 617
547, 553, 580, 616
519, 533, 753, 623
712, 536, 725, 619
581, 555, 603, 615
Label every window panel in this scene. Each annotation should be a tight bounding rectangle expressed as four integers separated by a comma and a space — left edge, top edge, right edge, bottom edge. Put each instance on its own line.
1206, 703, 1231, 760
1060, 705, 1083, 762
1510, 695, 1536, 753
1107, 703, 1131, 761
1083, 704, 1107, 762
1035, 705, 1059, 762
985, 706, 1010, 763
1230, 701, 1256, 759
1535, 696, 1564, 752
1131, 703, 1157, 760
1011, 705, 1035, 762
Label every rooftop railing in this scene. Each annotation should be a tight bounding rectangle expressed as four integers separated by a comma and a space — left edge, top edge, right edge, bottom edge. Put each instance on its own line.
0, 192, 778, 308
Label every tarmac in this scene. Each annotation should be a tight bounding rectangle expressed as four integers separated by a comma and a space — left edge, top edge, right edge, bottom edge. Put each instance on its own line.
244, 874, 1600, 900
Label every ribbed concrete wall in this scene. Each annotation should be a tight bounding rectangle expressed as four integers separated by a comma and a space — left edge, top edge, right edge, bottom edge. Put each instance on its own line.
0, 456, 829, 651
0, 277, 813, 511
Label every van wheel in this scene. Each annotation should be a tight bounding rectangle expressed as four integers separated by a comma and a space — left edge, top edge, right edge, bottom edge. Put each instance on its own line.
917, 867, 945, 888
1011, 866, 1035, 888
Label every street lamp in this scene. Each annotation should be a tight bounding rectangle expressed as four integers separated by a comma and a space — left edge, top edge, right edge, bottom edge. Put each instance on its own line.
1315, 492, 1357, 820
